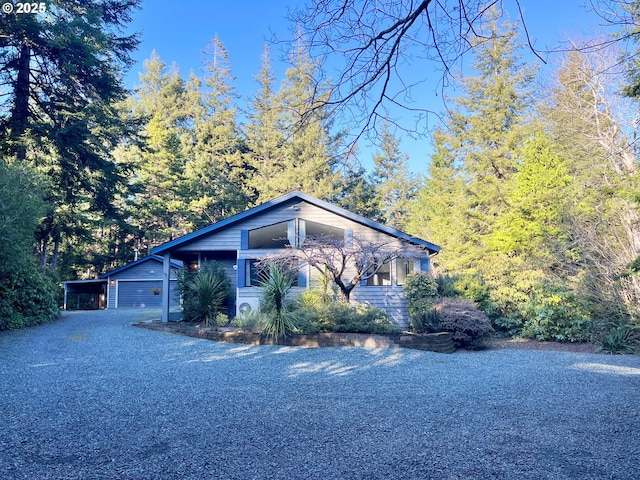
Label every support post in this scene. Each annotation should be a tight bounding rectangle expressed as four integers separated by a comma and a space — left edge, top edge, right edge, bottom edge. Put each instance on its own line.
162, 253, 171, 322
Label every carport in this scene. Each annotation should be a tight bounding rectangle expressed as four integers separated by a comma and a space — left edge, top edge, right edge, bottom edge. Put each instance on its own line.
62, 279, 107, 310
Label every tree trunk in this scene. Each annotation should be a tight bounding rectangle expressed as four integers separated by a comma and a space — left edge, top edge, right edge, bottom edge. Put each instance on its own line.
10, 44, 30, 162
51, 236, 60, 270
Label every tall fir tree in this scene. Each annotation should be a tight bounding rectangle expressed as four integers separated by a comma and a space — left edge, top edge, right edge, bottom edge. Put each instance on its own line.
246, 41, 341, 203
410, 13, 535, 273
184, 35, 251, 226
243, 44, 287, 204
116, 52, 192, 254
371, 123, 419, 229
0, 1, 141, 271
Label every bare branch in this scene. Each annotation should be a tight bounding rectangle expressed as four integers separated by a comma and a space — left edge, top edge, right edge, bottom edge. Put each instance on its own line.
262, 234, 417, 302
283, 0, 539, 143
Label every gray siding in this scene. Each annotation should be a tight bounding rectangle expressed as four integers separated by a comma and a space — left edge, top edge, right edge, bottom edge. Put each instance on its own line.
178, 201, 390, 252
350, 287, 408, 327
169, 200, 431, 323
106, 259, 179, 309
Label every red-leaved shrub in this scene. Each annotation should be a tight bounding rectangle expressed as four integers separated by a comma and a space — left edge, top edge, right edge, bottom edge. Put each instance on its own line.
434, 297, 494, 349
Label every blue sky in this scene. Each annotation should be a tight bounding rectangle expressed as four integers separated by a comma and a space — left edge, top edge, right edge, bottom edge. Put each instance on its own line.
125, 0, 615, 173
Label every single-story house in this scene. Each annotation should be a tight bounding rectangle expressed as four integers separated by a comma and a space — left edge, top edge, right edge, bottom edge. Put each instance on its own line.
62, 255, 182, 310
151, 191, 440, 326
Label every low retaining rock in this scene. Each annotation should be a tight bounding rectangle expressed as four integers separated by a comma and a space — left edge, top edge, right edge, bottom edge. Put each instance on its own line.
134, 322, 456, 353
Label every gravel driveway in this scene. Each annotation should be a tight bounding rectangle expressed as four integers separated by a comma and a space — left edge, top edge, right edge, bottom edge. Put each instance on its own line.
1, 309, 639, 479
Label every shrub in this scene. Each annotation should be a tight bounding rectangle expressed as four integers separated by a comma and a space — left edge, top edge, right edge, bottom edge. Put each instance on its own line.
215, 313, 229, 327
177, 261, 231, 327
403, 272, 439, 333
231, 309, 263, 332
0, 262, 58, 330
297, 301, 400, 335
521, 285, 591, 342
409, 307, 441, 334
597, 322, 638, 354
434, 297, 494, 349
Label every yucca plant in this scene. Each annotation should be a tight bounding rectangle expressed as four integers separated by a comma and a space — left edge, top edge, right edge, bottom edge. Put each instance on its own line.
260, 263, 299, 341
178, 261, 231, 328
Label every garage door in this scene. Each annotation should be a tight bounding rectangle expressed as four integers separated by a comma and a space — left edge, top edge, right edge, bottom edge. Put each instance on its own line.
117, 280, 164, 308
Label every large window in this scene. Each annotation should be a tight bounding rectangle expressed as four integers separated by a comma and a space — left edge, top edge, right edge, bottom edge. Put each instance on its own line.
248, 221, 290, 249
303, 220, 344, 242
247, 219, 345, 249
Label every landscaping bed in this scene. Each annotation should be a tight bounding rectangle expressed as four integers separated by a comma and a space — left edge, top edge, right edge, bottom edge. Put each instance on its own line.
133, 321, 457, 353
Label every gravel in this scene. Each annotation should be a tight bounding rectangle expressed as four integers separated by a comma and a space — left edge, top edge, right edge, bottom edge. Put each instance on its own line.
1, 309, 639, 479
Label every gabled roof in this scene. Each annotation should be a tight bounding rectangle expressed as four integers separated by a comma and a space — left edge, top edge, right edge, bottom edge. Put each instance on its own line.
100, 255, 182, 279
151, 191, 441, 255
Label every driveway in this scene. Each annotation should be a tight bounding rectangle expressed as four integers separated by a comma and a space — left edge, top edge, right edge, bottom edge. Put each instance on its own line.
1, 309, 639, 479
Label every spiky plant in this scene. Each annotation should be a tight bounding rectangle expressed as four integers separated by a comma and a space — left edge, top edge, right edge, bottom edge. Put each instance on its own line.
186, 266, 229, 328
260, 263, 299, 340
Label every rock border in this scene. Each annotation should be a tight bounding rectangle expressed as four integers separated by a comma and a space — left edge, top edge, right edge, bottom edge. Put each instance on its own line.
133, 321, 456, 353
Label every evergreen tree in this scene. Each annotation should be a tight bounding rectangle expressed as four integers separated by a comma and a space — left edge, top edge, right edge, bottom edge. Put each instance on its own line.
246, 41, 341, 203
184, 35, 252, 225
243, 44, 287, 204
332, 158, 381, 220
407, 129, 469, 273
0, 1, 140, 270
371, 123, 419, 229
117, 52, 191, 253
491, 133, 571, 261
410, 14, 535, 273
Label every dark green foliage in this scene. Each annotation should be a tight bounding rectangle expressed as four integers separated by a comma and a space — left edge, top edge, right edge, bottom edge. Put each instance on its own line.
297, 301, 400, 335
403, 272, 439, 333
408, 308, 441, 334
520, 284, 592, 342
0, 160, 58, 329
260, 264, 299, 340
0, 263, 59, 330
0, 1, 141, 272
434, 298, 495, 349
177, 261, 231, 326
597, 322, 638, 354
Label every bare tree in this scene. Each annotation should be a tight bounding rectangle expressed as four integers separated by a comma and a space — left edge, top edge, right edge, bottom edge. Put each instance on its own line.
262, 234, 417, 302
285, 0, 540, 141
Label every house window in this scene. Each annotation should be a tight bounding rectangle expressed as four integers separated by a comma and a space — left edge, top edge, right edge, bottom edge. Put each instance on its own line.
245, 259, 299, 287
245, 259, 264, 287
303, 220, 345, 242
396, 258, 415, 286
366, 261, 391, 286
248, 221, 290, 249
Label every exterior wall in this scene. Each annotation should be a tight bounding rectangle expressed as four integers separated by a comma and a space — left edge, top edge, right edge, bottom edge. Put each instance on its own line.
177, 200, 392, 253
106, 260, 180, 309
350, 287, 408, 327
171, 199, 433, 324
